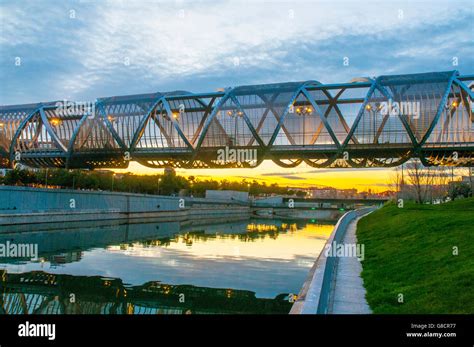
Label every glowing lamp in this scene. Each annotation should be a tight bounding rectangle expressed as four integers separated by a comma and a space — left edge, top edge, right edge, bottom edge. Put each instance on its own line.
50, 118, 61, 126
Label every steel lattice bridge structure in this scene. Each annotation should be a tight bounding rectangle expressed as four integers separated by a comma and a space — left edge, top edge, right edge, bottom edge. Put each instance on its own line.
0, 70, 473, 170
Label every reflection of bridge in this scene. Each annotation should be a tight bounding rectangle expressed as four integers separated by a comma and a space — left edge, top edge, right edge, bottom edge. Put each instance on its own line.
0, 271, 291, 314
0, 220, 303, 314
1, 71, 472, 169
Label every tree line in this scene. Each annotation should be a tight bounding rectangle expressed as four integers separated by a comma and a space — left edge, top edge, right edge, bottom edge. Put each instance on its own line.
0, 168, 307, 198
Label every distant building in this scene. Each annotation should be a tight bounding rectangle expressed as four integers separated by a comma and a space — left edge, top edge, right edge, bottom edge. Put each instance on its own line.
378, 190, 396, 198
309, 187, 337, 199
309, 187, 358, 199
205, 190, 249, 202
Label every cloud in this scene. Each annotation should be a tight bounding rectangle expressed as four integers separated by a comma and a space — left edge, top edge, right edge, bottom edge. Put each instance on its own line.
0, 0, 473, 104
260, 172, 306, 180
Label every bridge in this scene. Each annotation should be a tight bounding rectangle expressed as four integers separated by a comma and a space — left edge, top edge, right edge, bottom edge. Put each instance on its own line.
0, 70, 472, 169
0, 271, 291, 314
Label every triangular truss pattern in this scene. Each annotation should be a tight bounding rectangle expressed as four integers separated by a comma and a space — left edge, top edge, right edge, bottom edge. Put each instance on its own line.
72, 112, 122, 152
425, 81, 473, 145
2, 71, 473, 169
134, 101, 186, 149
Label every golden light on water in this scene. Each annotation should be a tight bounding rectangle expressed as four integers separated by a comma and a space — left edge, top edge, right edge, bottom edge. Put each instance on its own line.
108, 222, 334, 262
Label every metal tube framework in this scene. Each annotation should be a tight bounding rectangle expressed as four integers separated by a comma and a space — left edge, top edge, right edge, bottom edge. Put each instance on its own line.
0, 71, 473, 169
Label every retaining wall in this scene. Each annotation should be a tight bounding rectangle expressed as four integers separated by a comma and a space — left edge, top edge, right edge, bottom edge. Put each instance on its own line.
289, 207, 375, 314
0, 186, 250, 231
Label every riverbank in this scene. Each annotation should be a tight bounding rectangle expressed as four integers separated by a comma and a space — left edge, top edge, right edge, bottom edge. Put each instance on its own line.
357, 198, 474, 314
0, 186, 250, 232
0, 186, 348, 232
289, 207, 375, 314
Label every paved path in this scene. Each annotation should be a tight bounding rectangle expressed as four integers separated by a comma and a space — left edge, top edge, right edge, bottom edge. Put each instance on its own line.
328, 216, 372, 314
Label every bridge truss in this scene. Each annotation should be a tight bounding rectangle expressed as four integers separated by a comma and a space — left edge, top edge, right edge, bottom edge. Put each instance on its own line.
0, 71, 473, 169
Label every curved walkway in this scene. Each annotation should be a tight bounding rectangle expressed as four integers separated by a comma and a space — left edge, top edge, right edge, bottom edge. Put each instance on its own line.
328, 216, 371, 314
290, 208, 374, 314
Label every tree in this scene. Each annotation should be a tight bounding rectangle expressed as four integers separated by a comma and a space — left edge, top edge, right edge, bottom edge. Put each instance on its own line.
449, 182, 472, 200
0, 167, 299, 197
296, 191, 307, 198
405, 160, 435, 204
389, 165, 405, 199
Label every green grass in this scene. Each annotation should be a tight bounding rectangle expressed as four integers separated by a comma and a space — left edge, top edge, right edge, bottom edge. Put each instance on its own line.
357, 198, 474, 314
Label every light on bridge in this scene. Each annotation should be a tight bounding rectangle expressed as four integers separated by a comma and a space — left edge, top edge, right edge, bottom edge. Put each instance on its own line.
50, 118, 61, 126
295, 106, 313, 115
226, 110, 244, 117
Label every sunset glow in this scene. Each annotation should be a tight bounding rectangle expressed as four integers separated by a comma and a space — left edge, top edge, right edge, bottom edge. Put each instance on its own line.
114, 161, 394, 192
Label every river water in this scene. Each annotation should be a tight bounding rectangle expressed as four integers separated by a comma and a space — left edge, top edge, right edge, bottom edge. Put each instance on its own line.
0, 218, 333, 314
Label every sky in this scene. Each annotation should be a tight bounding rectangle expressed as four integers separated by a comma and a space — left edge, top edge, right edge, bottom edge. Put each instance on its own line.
1, 0, 473, 191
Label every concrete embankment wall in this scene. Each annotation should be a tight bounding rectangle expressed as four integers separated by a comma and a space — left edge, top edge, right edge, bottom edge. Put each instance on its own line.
0, 186, 249, 231
0, 186, 181, 213
289, 207, 375, 314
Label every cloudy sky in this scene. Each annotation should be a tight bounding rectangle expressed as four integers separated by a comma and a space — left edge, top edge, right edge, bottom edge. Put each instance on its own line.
1, 0, 472, 189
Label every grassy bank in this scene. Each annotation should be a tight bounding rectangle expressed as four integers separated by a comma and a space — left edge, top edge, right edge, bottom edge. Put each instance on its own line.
357, 198, 474, 313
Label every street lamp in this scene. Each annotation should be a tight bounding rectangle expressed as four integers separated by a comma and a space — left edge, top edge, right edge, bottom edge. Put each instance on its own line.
157, 177, 161, 195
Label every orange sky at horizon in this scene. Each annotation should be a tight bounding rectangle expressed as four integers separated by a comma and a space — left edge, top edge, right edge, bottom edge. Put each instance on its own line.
113, 160, 395, 193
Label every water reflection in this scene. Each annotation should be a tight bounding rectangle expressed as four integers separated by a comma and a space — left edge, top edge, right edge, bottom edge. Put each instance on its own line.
0, 219, 333, 314
0, 270, 292, 314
